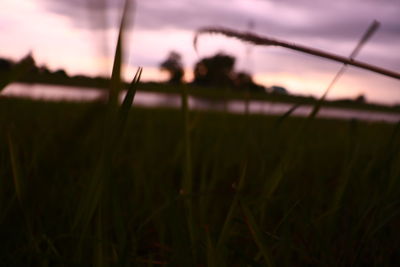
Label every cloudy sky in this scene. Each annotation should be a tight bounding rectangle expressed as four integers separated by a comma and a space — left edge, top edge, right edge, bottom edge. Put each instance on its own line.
1, 0, 399, 104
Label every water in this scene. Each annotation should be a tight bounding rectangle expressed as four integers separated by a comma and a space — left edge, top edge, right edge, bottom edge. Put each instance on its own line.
2, 83, 400, 123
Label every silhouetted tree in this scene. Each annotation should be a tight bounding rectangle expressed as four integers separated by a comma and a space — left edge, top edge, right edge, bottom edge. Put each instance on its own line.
0, 58, 13, 72
271, 85, 289, 95
234, 71, 265, 92
193, 53, 266, 92
160, 51, 184, 84
193, 53, 235, 87
38, 66, 51, 75
355, 94, 366, 103
53, 69, 68, 78
0, 54, 36, 88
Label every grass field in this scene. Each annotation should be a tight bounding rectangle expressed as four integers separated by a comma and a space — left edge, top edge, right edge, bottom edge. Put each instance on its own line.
0, 95, 399, 266
1, 5, 399, 264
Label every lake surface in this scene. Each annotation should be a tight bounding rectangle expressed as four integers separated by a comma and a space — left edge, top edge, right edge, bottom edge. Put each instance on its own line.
2, 83, 400, 123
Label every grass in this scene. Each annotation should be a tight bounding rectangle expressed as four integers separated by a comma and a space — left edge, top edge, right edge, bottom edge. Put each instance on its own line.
0, 96, 399, 266
1, 3, 399, 265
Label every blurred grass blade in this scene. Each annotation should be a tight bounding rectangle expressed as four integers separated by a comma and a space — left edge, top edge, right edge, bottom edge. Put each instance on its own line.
119, 67, 142, 126
272, 199, 301, 234
241, 201, 274, 267
109, 0, 132, 107
309, 20, 379, 119
325, 21, 379, 95
194, 25, 399, 79
109, 33, 122, 106
7, 131, 37, 255
331, 120, 359, 213
264, 163, 284, 200
121, 67, 142, 112
73, 2, 135, 263
349, 20, 380, 59
206, 227, 217, 267
217, 162, 247, 249
181, 85, 192, 194
8, 133, 23, 204
179, 85, 198, 260
274, 104, 300, 127
367, 203, 400, 239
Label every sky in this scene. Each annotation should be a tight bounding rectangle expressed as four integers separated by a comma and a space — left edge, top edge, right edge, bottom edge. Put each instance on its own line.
1, 0, 399, 104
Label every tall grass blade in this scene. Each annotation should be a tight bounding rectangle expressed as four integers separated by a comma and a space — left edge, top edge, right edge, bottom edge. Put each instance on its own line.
119, 67, 142, 127
274, 104, 300, 127
241, 201, 274, 267
216, 162, 247, 249
309, 20, 379, 120
109, 0, 132, 107
180, 85, 192, 194
205, 226, 217, 267
194, 25, 399, 79
7, 132, 38, 257
179, 85, 198, 262
72, 2, 136, 264
7, 133, 23, 204
331, 120, 359, 214
325, 21, 380, 95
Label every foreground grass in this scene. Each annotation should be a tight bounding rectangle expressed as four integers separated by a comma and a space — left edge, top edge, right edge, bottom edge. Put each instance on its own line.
0, 97, 399, 266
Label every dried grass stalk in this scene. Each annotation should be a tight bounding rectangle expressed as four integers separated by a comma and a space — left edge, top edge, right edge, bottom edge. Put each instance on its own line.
194, 27, 400, 80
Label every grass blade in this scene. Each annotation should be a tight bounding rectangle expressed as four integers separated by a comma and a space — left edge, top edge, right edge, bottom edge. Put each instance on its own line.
216, 162, 247, 249
7, 133, 23, 204
241, 201, 274, 267
194, 25, 398, 79
108, 0, 132, 107
274, 103, 301, 127
119, 67, 142, 127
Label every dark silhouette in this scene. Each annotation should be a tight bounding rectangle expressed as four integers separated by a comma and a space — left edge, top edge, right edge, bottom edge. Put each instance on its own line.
193, 52, 265, 92
271, 86, 289, 95
53, 69, 69, 79
0, 53, 37, 89
2, 54, 398, 113
0, 58, 12, 72
0, 54, 112, 89
193, 53, 235, 88
355, 94, 366, 103
234, 72, 265, 92
160, 51, 184, 84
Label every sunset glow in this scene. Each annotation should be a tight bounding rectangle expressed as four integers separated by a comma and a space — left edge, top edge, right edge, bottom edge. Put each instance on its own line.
1, 0, 399, 104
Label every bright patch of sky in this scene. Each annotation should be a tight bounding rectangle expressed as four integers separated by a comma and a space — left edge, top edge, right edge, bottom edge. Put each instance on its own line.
0, 0, 399, 104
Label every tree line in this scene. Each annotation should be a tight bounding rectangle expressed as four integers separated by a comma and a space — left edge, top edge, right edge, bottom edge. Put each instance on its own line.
160, 51, 288, 94
0, 51, 289, 95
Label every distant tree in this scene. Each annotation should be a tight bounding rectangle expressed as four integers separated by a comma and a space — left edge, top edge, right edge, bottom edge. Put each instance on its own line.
53, 69, 68, 78
271, 85, 289, 95
233, 72, 251, 88
15, 53, 38, 83
160, 51, 184, 84
193, 53, 265, 92
193, 53, 235, 87
355, 94, 366, 103
38, 66, 51, 75
0, 53, 37, 87
0, 58, 13, 72
234, 71, 265, 92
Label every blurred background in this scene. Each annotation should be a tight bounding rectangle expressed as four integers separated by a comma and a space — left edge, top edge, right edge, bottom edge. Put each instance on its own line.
1, 0, 399, 104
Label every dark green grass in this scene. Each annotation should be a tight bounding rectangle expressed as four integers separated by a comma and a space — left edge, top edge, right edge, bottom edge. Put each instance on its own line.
0, 97, 399, 266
